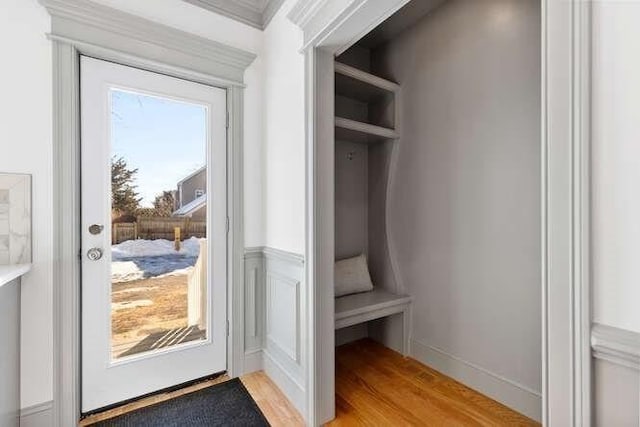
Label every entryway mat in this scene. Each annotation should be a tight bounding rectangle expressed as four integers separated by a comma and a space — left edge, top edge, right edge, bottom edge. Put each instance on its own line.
90, 378, 270, 426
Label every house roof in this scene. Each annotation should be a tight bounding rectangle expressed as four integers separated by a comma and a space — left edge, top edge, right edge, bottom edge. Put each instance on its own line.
173, 193, 207, 217
176, 166, 206, 188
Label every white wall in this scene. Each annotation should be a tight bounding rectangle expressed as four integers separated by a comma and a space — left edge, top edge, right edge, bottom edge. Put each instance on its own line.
2, 0, 266, 410
592, 0, 640, 333
262, 0, 306, 254
0, 0, 53, 410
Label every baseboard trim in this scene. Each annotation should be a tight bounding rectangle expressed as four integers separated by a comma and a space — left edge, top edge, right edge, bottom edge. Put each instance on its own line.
244, 349, 264, 373
410, 339, 541, 422
591, 323, 640, 371
20, 400, 53, 426
263, 349, 305, 415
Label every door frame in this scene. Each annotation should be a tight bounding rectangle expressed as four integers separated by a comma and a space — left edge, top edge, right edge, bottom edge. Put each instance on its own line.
41, 0, 256, 425
288, 0, 592, 425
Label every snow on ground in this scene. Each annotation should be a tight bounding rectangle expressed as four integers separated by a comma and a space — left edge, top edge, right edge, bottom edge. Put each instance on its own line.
111, 237, 203, 283
112, 237, 202, 259
112, 261, 146, 283
156, 266, 195, 278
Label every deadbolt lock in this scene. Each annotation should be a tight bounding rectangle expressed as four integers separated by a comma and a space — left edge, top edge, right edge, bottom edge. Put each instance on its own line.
89, 224, 104, 235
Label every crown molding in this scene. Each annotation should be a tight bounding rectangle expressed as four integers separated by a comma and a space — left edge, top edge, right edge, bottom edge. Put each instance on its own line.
184, 0, 286, 30
287, 0, 414, 54
287, 0, 366, 52
262, 0, 287, 28
40, 0, 257, 84
287, 0, 329, 28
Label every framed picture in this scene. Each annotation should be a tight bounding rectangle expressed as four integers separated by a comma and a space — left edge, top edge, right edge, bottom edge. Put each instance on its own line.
0, 173, 31, 265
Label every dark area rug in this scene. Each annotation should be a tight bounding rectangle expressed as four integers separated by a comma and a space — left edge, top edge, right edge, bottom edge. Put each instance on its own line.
91, 378, 270, 427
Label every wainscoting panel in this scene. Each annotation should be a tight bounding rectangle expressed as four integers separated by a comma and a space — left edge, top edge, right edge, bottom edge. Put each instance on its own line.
19, 401, 53, 427
592, 323, 640, 426
244, 249, 264, 354
266, 271, 300, 362
263, 248, 305, 405
243, 247, 306, 415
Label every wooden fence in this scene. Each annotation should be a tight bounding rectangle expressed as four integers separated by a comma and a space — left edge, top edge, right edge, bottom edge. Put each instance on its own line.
112, 217, 206, 244
112, 223, 137, 244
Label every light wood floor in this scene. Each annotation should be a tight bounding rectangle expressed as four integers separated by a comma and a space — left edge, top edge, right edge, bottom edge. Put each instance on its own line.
242, 371, 306, 425
328, 339, 539, 426
80, 339, 538, 426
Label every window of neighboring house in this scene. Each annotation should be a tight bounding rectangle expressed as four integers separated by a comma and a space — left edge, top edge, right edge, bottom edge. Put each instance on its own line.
195, 189, 204, 199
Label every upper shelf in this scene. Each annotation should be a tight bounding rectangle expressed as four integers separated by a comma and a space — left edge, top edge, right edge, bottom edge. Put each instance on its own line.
335, 62, 399, 103
335, 117, 398, 144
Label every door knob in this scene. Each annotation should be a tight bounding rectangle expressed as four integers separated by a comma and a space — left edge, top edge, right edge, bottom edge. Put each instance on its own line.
87, 247, 103, 261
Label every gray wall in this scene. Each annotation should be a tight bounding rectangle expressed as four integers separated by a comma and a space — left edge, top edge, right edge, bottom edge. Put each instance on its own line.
335, 140, 368, 259
336, 45, 371, 72
371, 0, 541, 417
0, 279, 20, 427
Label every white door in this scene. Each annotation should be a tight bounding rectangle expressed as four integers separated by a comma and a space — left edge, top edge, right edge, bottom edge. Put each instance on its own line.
80, 57, 228, 412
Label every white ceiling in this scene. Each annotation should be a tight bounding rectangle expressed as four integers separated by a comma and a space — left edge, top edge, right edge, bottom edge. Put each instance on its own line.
183, 0, 285, 30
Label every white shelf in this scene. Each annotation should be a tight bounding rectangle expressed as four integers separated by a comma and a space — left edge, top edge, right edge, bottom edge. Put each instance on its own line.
335, 62, 399, 103
335, 117, 398, 143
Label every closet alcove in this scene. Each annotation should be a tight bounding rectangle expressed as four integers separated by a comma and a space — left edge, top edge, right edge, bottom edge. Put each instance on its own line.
330, 0, 542, 421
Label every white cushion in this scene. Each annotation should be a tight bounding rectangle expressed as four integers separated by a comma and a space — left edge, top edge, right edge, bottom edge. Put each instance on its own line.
335, 254, 374, 297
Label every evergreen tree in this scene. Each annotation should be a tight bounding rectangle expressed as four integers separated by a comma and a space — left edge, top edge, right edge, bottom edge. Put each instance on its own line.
111, 156, 141, 215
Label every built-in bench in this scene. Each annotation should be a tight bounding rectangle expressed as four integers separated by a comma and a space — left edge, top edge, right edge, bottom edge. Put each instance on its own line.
335, 289, 412, 355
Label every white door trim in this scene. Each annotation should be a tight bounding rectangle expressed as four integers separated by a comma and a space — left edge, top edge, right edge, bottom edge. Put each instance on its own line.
41, 0, 256, 424
289, 0, 592, 425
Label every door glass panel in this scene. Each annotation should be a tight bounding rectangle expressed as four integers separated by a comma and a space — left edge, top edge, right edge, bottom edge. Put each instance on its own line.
110, 89, 208, 360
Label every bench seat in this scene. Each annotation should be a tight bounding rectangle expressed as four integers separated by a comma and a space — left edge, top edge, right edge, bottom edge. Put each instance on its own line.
335, 289, 412, 330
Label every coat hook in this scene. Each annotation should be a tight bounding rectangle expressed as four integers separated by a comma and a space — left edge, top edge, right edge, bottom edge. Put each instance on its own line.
347, 151, 355, 160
